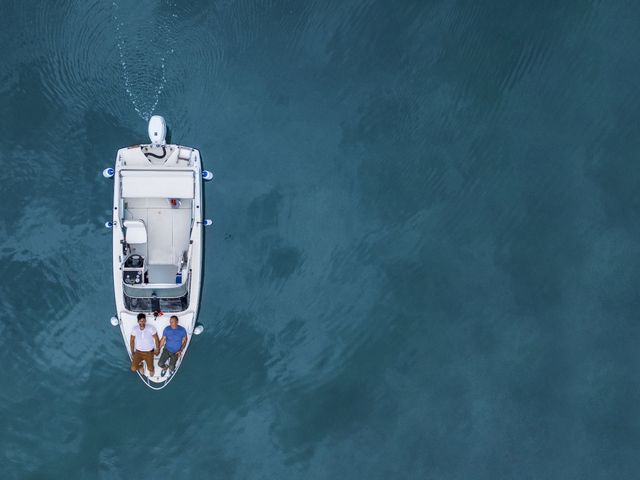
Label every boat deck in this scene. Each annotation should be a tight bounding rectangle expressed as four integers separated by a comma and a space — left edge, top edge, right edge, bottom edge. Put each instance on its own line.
123, 198, 192, 267
120, 311, 194, 389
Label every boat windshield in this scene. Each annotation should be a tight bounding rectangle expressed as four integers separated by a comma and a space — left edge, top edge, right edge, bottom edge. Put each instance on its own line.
123, 284, 189, 313
123, 284, 187, 298
124, 294, 188, 313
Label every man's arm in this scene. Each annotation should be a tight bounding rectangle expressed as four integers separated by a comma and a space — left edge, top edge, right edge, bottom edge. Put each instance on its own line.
130, 335, 136, 353
153, 333, 160, 355
177, 335, 187, 357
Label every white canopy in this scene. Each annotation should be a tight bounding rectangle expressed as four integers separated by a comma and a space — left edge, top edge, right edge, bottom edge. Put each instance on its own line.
121, 170, 194, 198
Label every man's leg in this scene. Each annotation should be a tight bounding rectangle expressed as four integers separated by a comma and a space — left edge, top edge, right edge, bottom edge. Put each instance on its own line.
142, 351, 155, 376
168, 351, 178, 371
158, 348, 170, 369
130, 351, 143, 372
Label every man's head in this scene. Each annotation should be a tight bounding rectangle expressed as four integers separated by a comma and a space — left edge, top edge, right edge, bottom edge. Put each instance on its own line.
137, 313, 146, 328
169, 315, 178, 328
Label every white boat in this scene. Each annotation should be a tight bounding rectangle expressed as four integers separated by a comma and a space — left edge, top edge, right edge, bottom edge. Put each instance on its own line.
108, 116, 209, 389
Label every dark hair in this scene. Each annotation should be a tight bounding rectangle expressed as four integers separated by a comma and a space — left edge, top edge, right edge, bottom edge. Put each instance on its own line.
170, 315, 179, 322
137, 313, 146, 321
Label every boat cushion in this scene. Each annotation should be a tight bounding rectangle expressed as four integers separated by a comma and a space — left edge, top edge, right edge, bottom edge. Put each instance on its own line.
121, 170, 194, 199
123, 220, 147, 244
178, 148, 192, 160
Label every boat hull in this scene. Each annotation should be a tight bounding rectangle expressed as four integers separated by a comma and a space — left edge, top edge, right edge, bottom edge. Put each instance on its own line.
110, 144, 204, 389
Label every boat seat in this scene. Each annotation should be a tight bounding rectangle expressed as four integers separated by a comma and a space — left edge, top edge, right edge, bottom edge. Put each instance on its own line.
124, 219, 147, 244
164, 147, 192, 166
178, 148, 192, 162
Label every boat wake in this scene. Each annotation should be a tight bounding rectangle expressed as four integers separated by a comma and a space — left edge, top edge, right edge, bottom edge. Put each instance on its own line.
112, 0, 178, 120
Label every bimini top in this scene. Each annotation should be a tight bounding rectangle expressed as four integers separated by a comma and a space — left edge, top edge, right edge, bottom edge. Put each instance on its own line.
120, 170, 195, 199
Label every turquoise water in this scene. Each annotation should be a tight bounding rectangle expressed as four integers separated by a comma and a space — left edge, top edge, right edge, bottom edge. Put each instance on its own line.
2, 0, 640, 478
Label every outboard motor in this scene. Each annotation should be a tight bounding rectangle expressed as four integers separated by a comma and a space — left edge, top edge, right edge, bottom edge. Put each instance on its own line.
148, 115, 167, 146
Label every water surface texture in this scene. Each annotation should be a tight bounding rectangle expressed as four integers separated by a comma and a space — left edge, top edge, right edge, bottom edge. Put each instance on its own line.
1, 0, 639, 478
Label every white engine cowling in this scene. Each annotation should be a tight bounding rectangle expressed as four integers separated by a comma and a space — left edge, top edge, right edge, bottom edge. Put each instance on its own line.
148, 115, 167, 145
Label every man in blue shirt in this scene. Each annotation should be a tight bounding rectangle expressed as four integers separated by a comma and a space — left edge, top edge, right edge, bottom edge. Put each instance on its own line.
158, 315, 188, 376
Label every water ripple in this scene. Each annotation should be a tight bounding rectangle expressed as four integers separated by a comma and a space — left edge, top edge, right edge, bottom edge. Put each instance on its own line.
112, 0, 178, 120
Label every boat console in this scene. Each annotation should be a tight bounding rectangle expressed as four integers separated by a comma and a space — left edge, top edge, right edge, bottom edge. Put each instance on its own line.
123, 253, 146, 285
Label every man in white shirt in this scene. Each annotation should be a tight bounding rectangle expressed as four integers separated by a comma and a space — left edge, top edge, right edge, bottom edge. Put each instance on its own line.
130, 313, 160, 377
